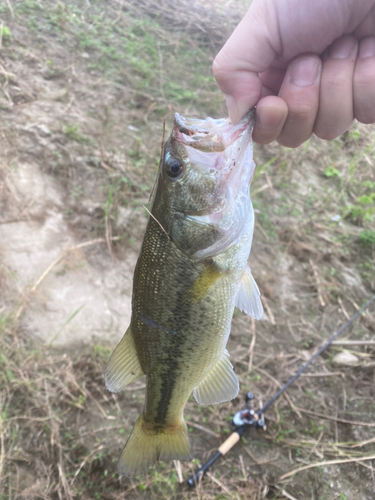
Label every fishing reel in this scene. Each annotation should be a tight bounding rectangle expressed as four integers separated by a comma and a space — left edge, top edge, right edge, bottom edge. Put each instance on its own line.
187, 392, 266, 487
231, 392, 265, 429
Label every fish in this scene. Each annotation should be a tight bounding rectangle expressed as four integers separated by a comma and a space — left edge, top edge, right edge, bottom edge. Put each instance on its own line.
104, 109, 263, 476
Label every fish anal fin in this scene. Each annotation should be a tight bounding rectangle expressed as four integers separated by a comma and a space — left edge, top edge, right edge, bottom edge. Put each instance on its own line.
235, 266, 263, 320
104, 327, 144, 393
193, 350, 239, 405
117, 415, 193, 477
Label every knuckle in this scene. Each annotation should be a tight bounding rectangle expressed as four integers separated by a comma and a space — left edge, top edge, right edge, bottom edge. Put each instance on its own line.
322, 73, 351, 93
287, 104, 315, 124
354, 64, 375, 89
354, 65, 375, 124
212, 57, 227, 85
276, 103, 316, 147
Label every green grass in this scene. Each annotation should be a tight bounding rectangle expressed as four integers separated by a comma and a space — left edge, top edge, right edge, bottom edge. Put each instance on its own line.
64, 124, 95, 146
359, 229, 375, 246
0, 25, 11, 38
12, 1, 222, 117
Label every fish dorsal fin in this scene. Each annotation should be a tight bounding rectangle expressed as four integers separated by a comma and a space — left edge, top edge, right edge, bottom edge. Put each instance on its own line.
193, 350, 239, 405
104, 327, 144, 393
235, 266, 263, 320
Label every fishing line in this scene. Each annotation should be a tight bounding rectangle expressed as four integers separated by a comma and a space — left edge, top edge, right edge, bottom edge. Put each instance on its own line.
187, 293, 375, 487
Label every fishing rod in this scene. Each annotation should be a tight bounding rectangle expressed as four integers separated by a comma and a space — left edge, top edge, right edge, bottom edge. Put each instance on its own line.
187, 294, 375, 487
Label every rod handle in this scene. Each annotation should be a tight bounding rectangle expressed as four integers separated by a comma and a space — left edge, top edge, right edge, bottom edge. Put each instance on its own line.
218, 431, 241, 455
186, 428, 246, 487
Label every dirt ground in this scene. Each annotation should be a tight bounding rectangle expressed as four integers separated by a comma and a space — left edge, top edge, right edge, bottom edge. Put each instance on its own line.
1, 1, 375, 499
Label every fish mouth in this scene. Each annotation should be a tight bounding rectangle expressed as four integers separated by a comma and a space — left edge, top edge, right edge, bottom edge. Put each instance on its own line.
173, 111, 255, 153
167, 110, 257, 260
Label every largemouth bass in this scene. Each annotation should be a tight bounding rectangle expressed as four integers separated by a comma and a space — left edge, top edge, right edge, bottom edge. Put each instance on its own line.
104, 109, 263, 476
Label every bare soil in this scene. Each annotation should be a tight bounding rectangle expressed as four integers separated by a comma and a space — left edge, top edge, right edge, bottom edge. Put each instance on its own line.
1, 1, 375, 499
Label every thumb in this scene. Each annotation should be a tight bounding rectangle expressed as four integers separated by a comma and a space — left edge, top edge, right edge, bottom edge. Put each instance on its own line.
213, 0, 280, 123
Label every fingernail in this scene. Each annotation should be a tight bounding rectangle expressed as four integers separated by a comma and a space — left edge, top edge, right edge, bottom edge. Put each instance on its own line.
257, 107, 284, 131
329, 36, 356, 59
290, 57, 321, 88
226, 94, 241, 124
359, 37, 375, 58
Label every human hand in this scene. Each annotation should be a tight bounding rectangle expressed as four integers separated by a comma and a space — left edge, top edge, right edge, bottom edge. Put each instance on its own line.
213, 0, 375, 147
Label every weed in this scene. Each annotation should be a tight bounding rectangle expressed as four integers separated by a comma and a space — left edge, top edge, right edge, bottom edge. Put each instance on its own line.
324, 165, 341, 178
358, 260, 375, 284
92, 345, 112, 360
343, 185, 375, 224
0, 25, 11, 38
253, 155, 277, 181
344, 203, 374, 224
253, 199, 277, 238
359, 229, 375, 246
362, 180, 375, 189
70, 185, 83, 199
64, 124, 94, 146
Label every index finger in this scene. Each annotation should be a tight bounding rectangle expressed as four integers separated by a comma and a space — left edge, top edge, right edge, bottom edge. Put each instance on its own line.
212, 1, 279, 123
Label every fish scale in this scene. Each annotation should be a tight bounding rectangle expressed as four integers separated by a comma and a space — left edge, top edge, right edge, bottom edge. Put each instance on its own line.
104, 109, 263, 476
135, 218, 228, 423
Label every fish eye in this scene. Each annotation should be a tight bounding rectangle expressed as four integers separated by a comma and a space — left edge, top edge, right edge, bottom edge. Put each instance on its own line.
165, 157, 184, 179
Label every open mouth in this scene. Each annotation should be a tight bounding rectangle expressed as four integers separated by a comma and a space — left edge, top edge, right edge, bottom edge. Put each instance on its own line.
172, 112, 254, 153
173, 114, 227, 152
173, 113, 229, 135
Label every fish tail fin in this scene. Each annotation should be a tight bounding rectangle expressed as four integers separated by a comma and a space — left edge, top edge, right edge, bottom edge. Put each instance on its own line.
117, 414, 193, 476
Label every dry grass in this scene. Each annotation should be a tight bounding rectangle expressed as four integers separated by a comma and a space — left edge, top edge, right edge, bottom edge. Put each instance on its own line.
0, 0, 375, 499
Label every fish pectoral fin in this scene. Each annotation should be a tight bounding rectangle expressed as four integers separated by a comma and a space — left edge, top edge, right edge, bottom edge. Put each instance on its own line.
193, 350, 239, 405
235, 266, 263, 320
104, 327, 144, 393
